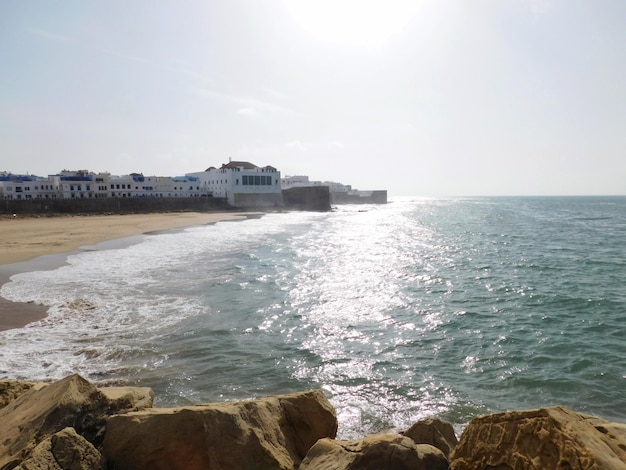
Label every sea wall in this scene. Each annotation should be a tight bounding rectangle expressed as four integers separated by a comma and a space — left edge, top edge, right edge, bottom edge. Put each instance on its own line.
233, 192, 284, 208
2, 190, 330, 214
2, 375, 625, 470
282, 186, 331, 211
330, 190, 387, 205
1, 196, 231, 215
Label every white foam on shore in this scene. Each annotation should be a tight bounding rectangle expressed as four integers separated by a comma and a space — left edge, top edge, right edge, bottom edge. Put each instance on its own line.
0, 214, 298, 380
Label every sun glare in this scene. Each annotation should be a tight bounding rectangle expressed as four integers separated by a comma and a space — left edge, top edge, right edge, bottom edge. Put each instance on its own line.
283, 0, 420, 48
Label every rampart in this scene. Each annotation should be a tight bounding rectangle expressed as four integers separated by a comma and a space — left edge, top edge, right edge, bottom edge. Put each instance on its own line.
330, 190, 387, 205
1, 197, 230, 215
282, 186, 331, 211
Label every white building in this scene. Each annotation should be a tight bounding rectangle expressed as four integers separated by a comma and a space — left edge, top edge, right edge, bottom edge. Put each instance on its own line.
2, 162, 283, 206
187, 161, 282, 207
51, 170, 100, 199
0, 172, 51, 200
0, 170, 206, 200
281, 175, 351, 193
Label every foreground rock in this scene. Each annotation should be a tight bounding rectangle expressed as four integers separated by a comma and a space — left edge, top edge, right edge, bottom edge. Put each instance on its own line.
103, 389, 338, 470
0, 381, 44, 409
450, 406, 626, 469
300, 434, 449, 470
403, 416, 458, 459
0, 375, 153, 469
15, 427, 103, 470
4, 374, 626, 470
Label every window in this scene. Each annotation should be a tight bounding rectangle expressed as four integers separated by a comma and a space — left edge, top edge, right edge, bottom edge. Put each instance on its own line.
254, 175, 260, 185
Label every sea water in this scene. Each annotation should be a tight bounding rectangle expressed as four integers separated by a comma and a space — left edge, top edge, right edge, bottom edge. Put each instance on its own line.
1, 197, 625, 438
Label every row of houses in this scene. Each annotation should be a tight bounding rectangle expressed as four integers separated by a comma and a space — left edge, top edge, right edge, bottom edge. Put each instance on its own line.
1, 161, 284, 207
0, 170, 202, 199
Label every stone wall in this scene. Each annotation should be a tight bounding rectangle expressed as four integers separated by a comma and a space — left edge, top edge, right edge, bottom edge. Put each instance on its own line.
233, 192, 284, 208
282, 186, 331, 211
1, 196, 230, 215
330, 190, 387, 205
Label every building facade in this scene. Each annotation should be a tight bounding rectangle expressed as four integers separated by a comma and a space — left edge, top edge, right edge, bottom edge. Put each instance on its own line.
2, 161, 286, 207
0, 171, 204, 200
187, 161, 282, 207
281, 175, 351, 193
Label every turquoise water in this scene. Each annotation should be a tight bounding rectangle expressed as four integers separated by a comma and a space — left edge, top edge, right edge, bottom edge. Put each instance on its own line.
1, 197, 625, 437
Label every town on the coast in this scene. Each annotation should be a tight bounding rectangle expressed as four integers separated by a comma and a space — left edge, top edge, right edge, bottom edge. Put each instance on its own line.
0, 160, 387, 208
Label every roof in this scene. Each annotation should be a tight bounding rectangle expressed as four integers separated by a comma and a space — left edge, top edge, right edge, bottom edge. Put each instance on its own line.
220, 161, 258, 170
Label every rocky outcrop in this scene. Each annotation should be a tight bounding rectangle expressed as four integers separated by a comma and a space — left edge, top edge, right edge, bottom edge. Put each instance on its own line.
3, 374, 626, 470
0, 381, 43, 409
403, 416, 458, 459
0, 375, 154, 469
102, 389, 338, 470
15, 427, 103, 470
98, 386, 154, 412
450, 406, 626, 469
299, 434, 449, 470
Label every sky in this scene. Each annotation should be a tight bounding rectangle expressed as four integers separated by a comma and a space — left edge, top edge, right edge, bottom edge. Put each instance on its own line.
1, 0, 625, 197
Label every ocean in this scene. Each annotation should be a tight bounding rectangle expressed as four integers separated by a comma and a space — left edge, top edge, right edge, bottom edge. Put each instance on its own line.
1, 197, 625, 438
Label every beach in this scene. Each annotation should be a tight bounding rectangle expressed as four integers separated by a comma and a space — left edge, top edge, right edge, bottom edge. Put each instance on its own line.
0, 211, 258, 331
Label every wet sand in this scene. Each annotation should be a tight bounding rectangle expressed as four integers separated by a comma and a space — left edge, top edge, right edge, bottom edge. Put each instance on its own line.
0, 211, 260, 331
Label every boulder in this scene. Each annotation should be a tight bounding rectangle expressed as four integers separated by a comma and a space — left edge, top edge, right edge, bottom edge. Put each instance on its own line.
403, 416, 458, 458
0, 374, 154, 469
98, 386, 154, 411
102, 389, 337, 470
15, 427, 104, 470
299, 434, 449, 470
450, 406, 626, 469
0, 381, 45, 409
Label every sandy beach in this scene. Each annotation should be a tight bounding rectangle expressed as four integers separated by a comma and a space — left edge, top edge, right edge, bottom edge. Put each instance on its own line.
0, 211, 260, 331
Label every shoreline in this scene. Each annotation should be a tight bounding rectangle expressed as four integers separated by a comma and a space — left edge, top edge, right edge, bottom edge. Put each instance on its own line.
0, 211, 262, 332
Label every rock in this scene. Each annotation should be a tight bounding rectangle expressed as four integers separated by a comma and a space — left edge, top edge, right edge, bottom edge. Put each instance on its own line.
299, 434, 449, 470
403, 416, 458, 458
0, 374, 154, 469
98, 386, 154, 411
15, 427, 104, 470
102, 389, 337, 470
0, 381, 45, 409
450, 406, 626, 469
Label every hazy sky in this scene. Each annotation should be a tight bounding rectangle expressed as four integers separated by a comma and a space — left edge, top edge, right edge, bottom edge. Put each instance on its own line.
2, 0, 625, 196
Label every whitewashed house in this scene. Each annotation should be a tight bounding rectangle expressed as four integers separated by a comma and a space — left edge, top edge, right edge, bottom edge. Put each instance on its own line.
0, 173, 48, 200
187, 160, 282, 207
281, 175, 351, 193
